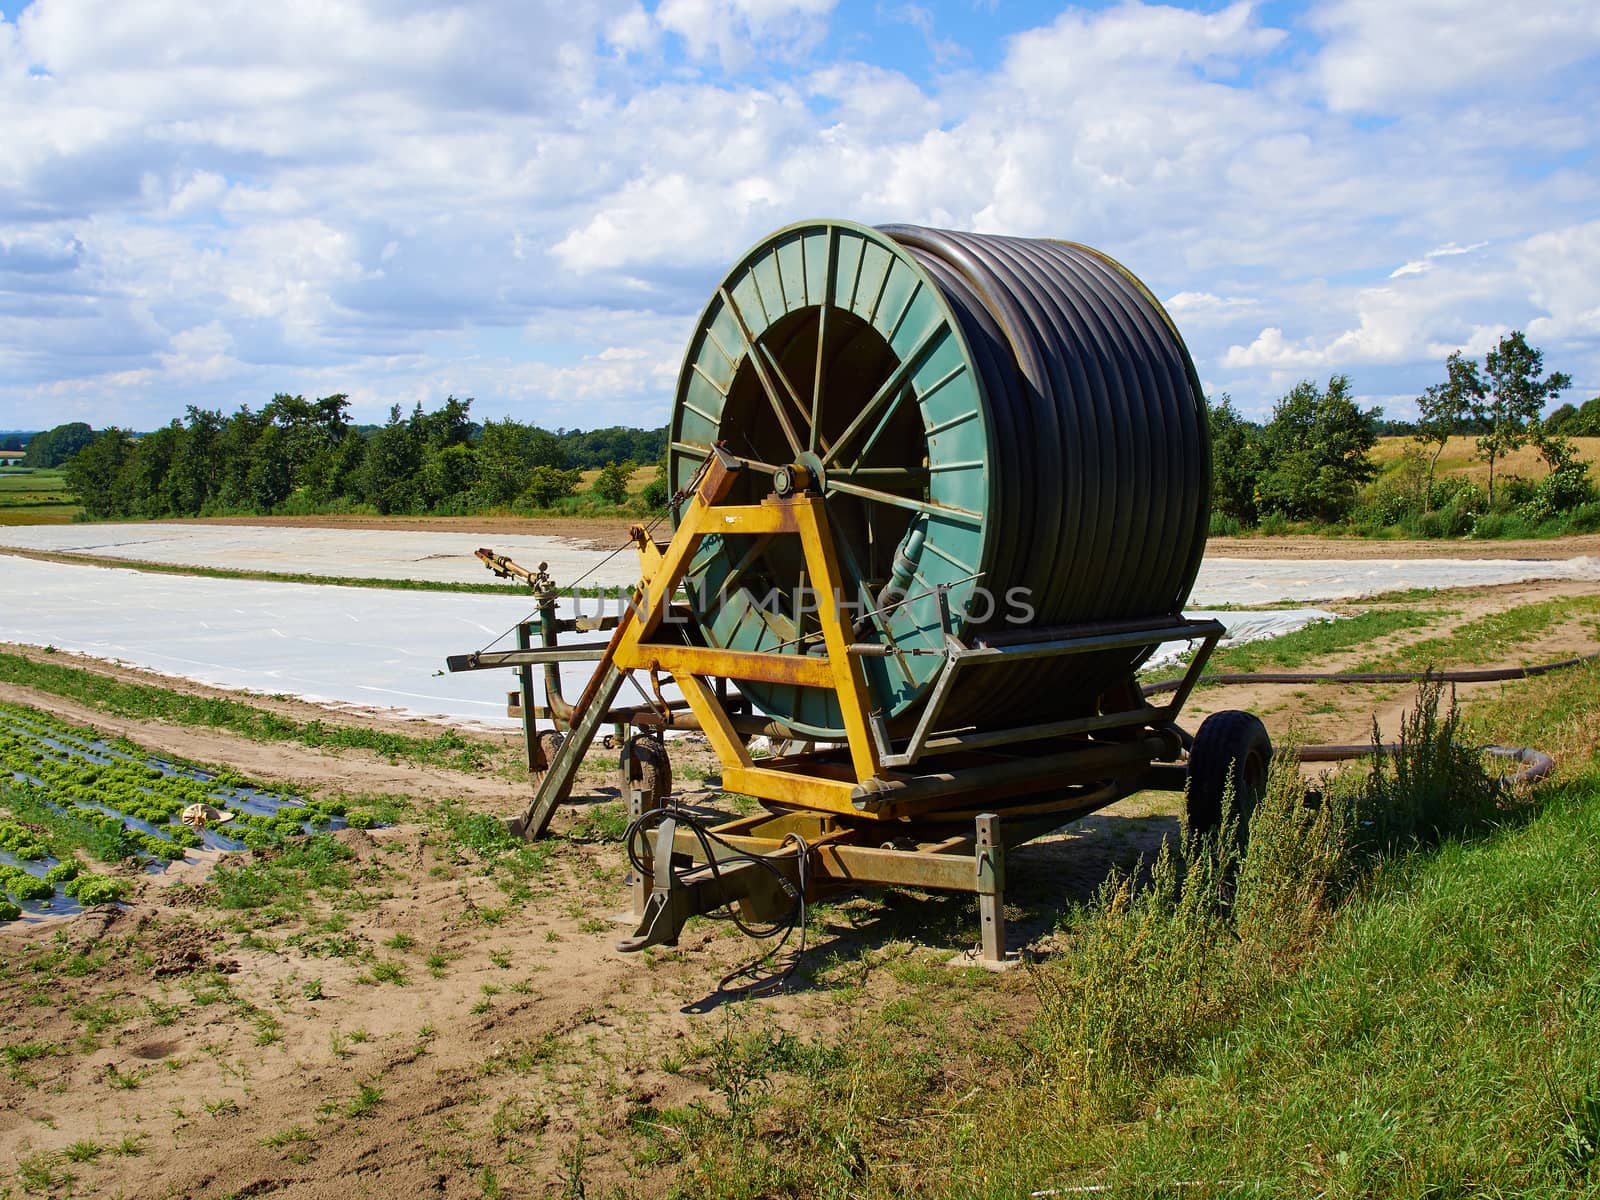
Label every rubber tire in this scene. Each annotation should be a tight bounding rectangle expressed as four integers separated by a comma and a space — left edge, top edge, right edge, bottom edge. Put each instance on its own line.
1186, 710, 1271, 836
619, 734, 672, 809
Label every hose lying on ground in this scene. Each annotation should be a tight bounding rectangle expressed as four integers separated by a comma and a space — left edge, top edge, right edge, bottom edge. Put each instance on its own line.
1142, 650, 1600, 698
1148, 654, 1591, 782
1292, 742, 1555, 786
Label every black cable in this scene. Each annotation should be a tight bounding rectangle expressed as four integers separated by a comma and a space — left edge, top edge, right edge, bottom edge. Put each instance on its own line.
624, 805, 811, 996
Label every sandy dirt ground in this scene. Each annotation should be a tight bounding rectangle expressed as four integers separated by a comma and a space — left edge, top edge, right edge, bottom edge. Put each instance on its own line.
2, 559, 1598, 1197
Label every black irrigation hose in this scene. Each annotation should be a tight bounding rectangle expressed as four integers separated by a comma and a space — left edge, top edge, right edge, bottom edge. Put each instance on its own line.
881, 226, 1210, 727
1141, 650, 1600, 697
623, 805, 810, 997
1294, 742, 1555, 786
1151, 656, 1591, 782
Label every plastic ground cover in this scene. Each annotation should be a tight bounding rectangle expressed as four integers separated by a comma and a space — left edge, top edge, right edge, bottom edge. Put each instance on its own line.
3, 525, 1595, 728
2, 523, 1596, 601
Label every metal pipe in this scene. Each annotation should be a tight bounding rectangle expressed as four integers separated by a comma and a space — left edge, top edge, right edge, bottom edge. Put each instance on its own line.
852, 734, 1174, 809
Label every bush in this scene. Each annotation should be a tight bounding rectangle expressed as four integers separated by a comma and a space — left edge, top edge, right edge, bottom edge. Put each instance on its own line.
1208, 512, 1242, 537
1555, 499, 1600, 534
516, 465, 581, 510
1348, 682, 1504, 851
640, 469, 671, 511
591, 462, 632, 507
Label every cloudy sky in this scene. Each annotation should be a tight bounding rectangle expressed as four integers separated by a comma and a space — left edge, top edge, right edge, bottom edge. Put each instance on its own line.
3, 0, 1597, 432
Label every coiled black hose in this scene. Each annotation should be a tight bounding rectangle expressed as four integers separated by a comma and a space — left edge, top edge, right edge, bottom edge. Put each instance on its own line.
879, 226, 1210, 725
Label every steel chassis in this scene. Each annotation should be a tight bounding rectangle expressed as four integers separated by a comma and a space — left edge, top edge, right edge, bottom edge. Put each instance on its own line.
448, 447, 1223, 967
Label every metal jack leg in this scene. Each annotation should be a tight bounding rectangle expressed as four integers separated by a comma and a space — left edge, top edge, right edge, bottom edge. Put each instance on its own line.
975, 813, 1011, 968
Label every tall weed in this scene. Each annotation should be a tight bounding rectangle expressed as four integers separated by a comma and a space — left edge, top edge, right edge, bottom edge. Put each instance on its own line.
1033, 681, 1504, 1120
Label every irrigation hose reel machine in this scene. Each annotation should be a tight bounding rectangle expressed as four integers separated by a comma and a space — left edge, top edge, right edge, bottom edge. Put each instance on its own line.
449, 220, 1271, 969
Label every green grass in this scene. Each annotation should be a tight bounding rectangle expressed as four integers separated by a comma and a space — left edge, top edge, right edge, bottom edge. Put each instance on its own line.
0, 650, 501, 772
0, 544, 631, 597
1095, 771, 1600, 1197
0, 468, 79, 524
210, 834, 355, 919
1355, 594, 1600, 673
651, 665, 1600, 1199
1194, 605, 1449, 677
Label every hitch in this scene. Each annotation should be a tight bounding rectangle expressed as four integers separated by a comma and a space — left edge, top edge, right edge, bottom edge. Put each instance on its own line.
617, 816, 800, 953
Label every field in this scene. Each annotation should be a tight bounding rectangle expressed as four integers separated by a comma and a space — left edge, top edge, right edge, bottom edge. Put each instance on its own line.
1, 526, 1598, 1196
0, 469, 80, 526
1372, 433, 1600, 483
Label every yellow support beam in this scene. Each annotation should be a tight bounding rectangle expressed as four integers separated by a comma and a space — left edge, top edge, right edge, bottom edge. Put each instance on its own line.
617, 642, 835, 689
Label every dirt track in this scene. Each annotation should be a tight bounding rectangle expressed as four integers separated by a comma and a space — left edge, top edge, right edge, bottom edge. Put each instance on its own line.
154, 515, 1600, 562
1205, 532, 1600, 560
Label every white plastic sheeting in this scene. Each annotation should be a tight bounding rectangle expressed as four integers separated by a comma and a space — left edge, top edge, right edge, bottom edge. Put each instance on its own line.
1193, 555, 1600, 605
3, 522, 1595, 729
0, 523, 619, 587
2, 522, 1595, 603
1, 555, 1340, 729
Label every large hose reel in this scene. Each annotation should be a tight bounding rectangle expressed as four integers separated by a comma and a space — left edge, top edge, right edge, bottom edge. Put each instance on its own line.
668, 220, 1210, 739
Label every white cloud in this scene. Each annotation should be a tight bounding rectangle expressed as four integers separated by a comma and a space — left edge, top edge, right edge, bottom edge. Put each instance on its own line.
654, 0, 836, 69
1313, 0, 1600, 112
1390, 240, 1489, 279
2, 0, 1599, 429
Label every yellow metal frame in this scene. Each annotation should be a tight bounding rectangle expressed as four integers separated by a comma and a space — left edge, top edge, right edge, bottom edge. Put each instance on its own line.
612, 453, 886, 819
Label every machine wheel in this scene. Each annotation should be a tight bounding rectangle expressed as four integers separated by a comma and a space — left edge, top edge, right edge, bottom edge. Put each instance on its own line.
535, 730, 565, 772
1186, 711, 1271, 837
619, 734, 672, 809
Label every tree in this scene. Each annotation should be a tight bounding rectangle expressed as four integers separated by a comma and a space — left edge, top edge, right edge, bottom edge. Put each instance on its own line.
163, 407, 225, 514
1206, 395, 1261, 525
1256, 375, 1380, 523
1476, 330, 1571, 506
246, 424, 293, 511
472, 418, 567, 506
419, 442, 478, 511
64, 429, 133, 518
592, 462, 632, 506
1557, 396, 1600, 437
640, 456, 672, 511
1414, 351, 1485, 511
23, 422, 95, 468
521, 465, 581, 508
1544, 402, 1580, 436
361, 405, 425, 514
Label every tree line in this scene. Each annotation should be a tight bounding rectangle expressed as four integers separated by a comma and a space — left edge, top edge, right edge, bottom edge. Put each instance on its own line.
1209, 331, 1595, 537
57, 396, 670, 520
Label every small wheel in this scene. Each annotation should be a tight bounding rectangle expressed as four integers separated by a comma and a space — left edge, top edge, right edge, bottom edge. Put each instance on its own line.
601, 733, 619, 751
619, 734, 672, 809
1186, 711, 1271, 836
535, 730, 565, 772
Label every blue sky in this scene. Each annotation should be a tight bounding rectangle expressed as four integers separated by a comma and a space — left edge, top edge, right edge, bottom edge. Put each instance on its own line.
2, 0, 1596, 431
